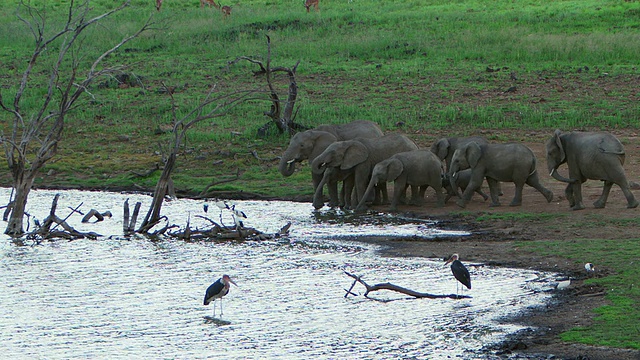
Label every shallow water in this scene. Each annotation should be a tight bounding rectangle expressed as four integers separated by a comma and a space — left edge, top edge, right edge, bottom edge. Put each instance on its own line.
0, 188, 556, 359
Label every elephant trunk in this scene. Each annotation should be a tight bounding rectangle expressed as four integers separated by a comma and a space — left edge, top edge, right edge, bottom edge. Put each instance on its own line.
311, 158, 327, 175
356, 179, 377, 211
278, 156, 297, 177
448, 173, 462, 199
312, 180, 326, 209
549, 167, 575, 183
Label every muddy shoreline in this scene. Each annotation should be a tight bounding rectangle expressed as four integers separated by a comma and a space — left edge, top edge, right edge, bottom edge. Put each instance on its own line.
361, 211, 640, 360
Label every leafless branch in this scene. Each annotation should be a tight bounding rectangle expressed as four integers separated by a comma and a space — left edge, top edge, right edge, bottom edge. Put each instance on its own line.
343, 271, 472, 300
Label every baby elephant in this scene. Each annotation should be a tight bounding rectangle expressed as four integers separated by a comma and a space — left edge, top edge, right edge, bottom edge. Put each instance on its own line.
449, 142, 553, 208
442, 169, 489, 203
356, 150, 445, 211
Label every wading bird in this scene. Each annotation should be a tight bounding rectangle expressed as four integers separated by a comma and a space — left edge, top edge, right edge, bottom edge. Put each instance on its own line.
444, 254, 471, 297
204, 274, 237, 316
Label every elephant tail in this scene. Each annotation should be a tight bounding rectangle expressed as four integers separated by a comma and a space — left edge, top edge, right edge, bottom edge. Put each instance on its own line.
529, 156, 538, 177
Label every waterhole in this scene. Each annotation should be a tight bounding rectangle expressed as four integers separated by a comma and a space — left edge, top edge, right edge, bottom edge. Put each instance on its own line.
0, 188, 556, 359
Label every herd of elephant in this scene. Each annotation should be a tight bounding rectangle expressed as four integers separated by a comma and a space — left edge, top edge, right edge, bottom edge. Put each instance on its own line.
278, 120, 639, 212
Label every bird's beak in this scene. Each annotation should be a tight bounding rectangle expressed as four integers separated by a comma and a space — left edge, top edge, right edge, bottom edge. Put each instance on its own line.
229, 279, 238, 287
443, 258, 453, 266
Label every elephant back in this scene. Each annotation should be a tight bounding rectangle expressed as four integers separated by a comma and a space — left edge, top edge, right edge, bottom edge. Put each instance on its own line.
316, 120, 383, 141
397, 149, 442, 173
358, 134, 419, 166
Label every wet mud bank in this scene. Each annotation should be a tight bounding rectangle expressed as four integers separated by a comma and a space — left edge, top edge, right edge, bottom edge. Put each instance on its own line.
354, 212, 640, 360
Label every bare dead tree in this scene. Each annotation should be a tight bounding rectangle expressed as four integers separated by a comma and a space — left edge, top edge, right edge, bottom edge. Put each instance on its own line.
0, 1, 153, 236
136, 83, 255, 234
230, 35, 304, 136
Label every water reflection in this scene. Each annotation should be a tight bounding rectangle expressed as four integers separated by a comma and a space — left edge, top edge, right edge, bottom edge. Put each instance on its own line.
0, 188, 555, 359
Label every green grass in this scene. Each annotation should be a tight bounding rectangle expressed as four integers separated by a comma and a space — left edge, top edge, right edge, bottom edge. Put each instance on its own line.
0, 0, 640, 348
523, 238, 640, 349
475, 212, 561, 222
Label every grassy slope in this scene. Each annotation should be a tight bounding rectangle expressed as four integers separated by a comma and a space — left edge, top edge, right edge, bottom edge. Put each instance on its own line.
0, 0, 639, 350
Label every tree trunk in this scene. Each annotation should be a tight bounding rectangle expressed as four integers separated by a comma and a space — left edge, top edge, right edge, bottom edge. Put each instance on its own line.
5, 175, 36, 236
138, 152, 177, 233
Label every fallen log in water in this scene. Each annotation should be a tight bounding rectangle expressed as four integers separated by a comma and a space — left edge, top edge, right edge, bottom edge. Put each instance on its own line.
27, 194, 102, 241
344, 271, 472, 300
169, 219, 292, 241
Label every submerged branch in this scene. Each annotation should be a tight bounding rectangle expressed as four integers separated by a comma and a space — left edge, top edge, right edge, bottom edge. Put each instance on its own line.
343, 271, 472, 300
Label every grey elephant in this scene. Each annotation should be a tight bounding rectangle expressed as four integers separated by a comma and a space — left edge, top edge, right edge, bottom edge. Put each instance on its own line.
442, 168, 489, 203
449, 142, 553, 208
356, 150, 445, 211
431, 136, 489, 172
311, 134, 419, 209
546, 129, 638, 210
278, 120, 383, 209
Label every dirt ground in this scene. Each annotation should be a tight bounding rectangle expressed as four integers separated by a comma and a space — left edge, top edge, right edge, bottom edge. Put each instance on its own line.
361, 132, 640, 359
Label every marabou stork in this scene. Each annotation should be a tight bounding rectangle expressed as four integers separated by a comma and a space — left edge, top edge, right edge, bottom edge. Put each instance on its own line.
204, 274, 237, 316
444, 254, 471, 297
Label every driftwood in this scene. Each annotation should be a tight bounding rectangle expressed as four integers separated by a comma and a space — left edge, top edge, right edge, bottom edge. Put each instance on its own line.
27, 194, 102, 241
250, 150, 280, 162
123, 199, 142, 235
81, 209, 113, 223
170, 219, 292, 241
344, 271, 472, 300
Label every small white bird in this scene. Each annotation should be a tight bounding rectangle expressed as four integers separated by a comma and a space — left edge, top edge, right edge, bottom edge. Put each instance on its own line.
556, 279, 571, 290
585, 263, 595, 272
231, 204, 247, 219
215, 201, 230, 210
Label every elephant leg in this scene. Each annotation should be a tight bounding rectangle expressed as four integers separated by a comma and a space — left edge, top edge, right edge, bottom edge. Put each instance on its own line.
354, 172, 368, 208
570, 181, 586, 211
379, 182, 389, 205
526, 173, 554, 203
433, 184, 445, 208
409, 185, 425, 206
620, 182, 640, 208
593, 180, 613, 209
475, 187, 489, 201
444, 191, 453, 204
327, 179, 340, 208
457, 175, 482, 208
486, 178, 501, 207
510, 182, 525, 206
390, 181, 406, 211
564, 183, 575, 208
342, 175, 355, 209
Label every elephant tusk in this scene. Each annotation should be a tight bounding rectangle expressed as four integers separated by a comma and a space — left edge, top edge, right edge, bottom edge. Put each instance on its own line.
287, 159, 296, 165
549, 170, 554, 177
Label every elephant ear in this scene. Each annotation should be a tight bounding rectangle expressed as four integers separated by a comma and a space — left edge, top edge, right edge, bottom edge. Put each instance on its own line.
308, 131, 338, 158
431, 138, 450, 160
466, 142, 482, 168
553, 129, 566, 163
386, 159, 404, 181
342, 141, 368, 170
